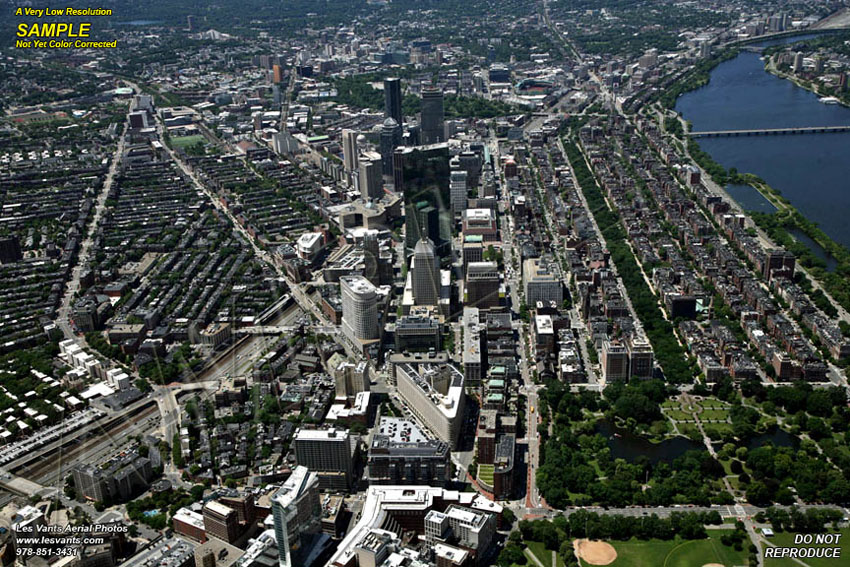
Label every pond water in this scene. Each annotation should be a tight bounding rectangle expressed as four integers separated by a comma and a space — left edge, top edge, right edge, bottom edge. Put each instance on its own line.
788, 227, 838, 272
725, 184, 777, 214
595, 419, 706, 464
743, 426, 799, 451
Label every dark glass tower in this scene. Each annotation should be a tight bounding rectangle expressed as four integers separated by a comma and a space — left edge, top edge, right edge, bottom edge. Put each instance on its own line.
384, 77, 403, 126
420, 86, 445, 144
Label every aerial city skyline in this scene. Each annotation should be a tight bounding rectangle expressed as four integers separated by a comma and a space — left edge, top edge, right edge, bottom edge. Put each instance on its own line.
3, 1, 850, 567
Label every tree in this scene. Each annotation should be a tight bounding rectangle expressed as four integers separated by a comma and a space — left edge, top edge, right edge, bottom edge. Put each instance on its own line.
497, 543, 526, 567
747, 481, 772, 506
191, 484, 205, 501
172, 433, 184, 468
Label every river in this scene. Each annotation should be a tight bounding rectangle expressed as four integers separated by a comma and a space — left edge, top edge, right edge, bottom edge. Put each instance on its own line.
676, 34, 850, 250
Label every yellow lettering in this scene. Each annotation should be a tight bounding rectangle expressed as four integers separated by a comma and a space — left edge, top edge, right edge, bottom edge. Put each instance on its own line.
17, 23, 28, 37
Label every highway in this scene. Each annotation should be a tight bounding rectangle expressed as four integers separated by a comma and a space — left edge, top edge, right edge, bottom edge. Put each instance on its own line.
193, 302, 306, 384
6, 397, 160, 485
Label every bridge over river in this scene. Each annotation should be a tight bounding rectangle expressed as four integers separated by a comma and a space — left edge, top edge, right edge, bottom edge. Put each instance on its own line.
689, 125, 850, 138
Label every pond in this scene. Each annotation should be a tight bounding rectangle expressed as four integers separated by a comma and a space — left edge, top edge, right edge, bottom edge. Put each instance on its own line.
595, 419, 706, 465
725, 184, 777, 214
743, 426, 799, 451
788, 228, 838, 272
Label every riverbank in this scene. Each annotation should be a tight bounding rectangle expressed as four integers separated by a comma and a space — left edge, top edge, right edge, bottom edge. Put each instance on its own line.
764, 56, 850, 109
686, 134, 850, 321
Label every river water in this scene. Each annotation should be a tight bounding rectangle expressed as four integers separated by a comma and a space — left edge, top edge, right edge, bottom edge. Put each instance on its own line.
676, 35, 850, 249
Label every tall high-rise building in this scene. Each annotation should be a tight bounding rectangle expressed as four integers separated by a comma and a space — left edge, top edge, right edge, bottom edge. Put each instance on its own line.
601, 339, 629, 382
332, 357, 371, 400
368, 419, 450, 486
71, 452, 153, 503
465, 261, 500, 309
523, 257, 563, 306
359, 158, 383, 201
202, 501, 240, 544
395, 361, 465, 448
420, 87, 445, 144
628, 338, 655, 380
293, 428, 356, 490
384, 77, 403, 126
405, 202, 441, 253
394, 143, 451, 255
341, 275, 379, 342
380, 118, 402, 178
342, 129, 359, 178
412, 238, 439, 306
449, 169, 468, 217
793, 52, 804, 74
271, 466, 321, 567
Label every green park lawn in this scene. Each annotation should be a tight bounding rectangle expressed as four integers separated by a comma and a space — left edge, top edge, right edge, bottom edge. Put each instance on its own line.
665, 409, 694, 422
763, 529, 850, 567
700, 409, 730, 421
580, 532, 748, 567
478, 464, 495, 485
526, 540, 566, 567
170, 134, 206, 147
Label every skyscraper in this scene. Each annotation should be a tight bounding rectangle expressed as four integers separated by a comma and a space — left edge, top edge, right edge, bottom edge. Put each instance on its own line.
202, 501, 240, 544
342, 129, 359, 179
420, 87, 445, 144
394, 143, 451, 256
793, 52, 804, 74
380, 118, 402, 178
359, 157, 383, 201
465, 261, 500, 309
412, 238, 440, 306
384, 77, 403, 126
271, 466, 321, 567
341, 275, 379, 342
405, 202, 441, 254
449, 169, 468, 217
293, 428, 356, 490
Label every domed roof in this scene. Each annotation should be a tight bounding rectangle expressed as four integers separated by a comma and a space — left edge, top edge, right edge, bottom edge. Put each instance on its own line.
383, 117, 399, 128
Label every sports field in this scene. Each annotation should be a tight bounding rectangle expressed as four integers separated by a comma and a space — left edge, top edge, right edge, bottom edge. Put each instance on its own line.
577, 532, 748, 567
170, 134, 206, 147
